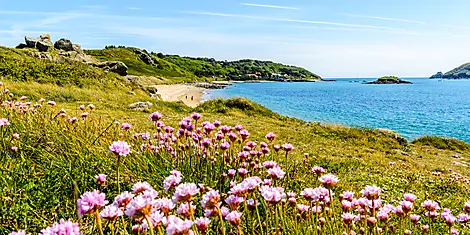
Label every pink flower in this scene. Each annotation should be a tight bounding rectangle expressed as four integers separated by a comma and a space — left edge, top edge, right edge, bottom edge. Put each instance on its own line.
319, 174, 339, 188
464, 201, 470, 213
109, 141, 131, 157
458, 213, 470, 223
154, 198, 175, 214
263, 161, 277, 169
12, 133, 19, 139
77, 190, 108, 214
8, 231, 26, 235
120, 123, 132, 130
172, 183, 200, 202
410, 214, 420, 224
340, 191, 355, 201
265, 132, 276, 141
191, 113, 202, 120
95, 174, 107, 185
421, 200, 440, 211
149, 112, 163, 122
225, 211, 242, 226
282, 143, 294, 152
267, 166, 285, 179
88, 104, 95, 110
132, 181, 154, 194
234, 124, 243, 131
100, 204, 123, 220
361, 185, 381, 200
225, 195, 244, 210
163, 171, 182, 192
177, 202, 196, 218
300, 187, 329, 202
124, 195, 153, 217
39, 219, 80, 235
113, 191, 134, 208
46, 101, 56, 106
443, 213, 456, 226
11, 146, 18, 152
195, 217, 211, 233
81, 112, 89, 118
401, 200, 414, 213
239, 130, 249, 139
342, 212, 356, 224
238, 168, 248, 176
163, 215, 194, 235
298, 204, 310, 213
0, 118, 10, 127
311, 166, 325, 175
201, 190, 220, 209
259, 186, 286, 204
404, 193, 417, 202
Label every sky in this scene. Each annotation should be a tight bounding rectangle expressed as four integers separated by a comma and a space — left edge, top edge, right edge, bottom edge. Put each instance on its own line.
1, 0, 470, 78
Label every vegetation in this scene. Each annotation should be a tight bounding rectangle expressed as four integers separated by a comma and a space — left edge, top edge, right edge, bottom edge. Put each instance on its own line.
431, 62, 470, 79
377, 76, 400, 82
2, 45, 470, 235
412, 136, 470, 152
86, 47, 322, 82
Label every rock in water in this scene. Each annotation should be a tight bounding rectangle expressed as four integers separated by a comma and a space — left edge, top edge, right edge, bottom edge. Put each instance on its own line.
54, 38, 73, 51
93, 61, 128, 76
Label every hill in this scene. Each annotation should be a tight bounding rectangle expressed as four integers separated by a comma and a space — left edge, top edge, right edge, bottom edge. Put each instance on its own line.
430, 62, 470, 79
364, 76, 413, 84
86, 46, 322, 82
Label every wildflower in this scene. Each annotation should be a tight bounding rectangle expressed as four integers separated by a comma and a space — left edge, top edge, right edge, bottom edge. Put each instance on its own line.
421, 200, 440, 211
404, 230, 411, 235
225, 195, 244, 210
11, 146, 18, 152
8, 231, 26, 235
145, 210, 165, 228
225, 211, 242, 226
451, 228, 459, 235
312, 166, 326, 175
264, 179, 272, 186
113, 191, 134, 208
238, 168, 248, 177
163, 171, 182, 192
404, 193, 417, 202
263, 161, 277, 169
247, 198, 259, 210
340, 191, 355, 201
12, 133, 19, 139
282, 143, 294, 152
100, 204, 123, 220
342, 200, 352, 210
95, 174, 107, 186
172, 183, 200, 202
39, 219, 80, 235
0, 118, 10, 127
228, 132, 237, 141
109, 141, 131, 156
88, 104, 95, 110
267, 166, 285, 179
458, 213, 470, 223
234, 124, 243, 131
195, 217, 211, 233
124, 195, 153, 218
443, 213, 457, 226
239, 130, 249, 139
367, 217, 377, 226
177, 202, 196, 218
154, 198, 175, 214
401, 200, 414, 213
319, 174, 339, 188
422, 225, 430, 232
132, 181, 154, 194
120, 123, 132, 130
273, 145, 281, 152
465, 201, 470, 213
259, 186, 286, 204
265, 132, 277, 141
77, 190, 108, 214
201, 190, 220, 209
300, 187, 329, 202
81, 112, 89, 118
298, 204, 310, 213
163, 215, 194, 235
149, 112, 163, 122
361, 185, 381, 200
342, 212, 356, 224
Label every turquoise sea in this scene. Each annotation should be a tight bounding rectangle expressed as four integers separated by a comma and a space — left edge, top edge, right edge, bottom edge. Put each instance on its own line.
203, 78, 470, 142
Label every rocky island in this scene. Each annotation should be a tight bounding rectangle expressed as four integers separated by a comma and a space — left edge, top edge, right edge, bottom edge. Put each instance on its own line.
364, 76, 413, 84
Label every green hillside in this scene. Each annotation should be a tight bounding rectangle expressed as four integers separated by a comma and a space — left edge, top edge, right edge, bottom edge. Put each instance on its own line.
86, 46, 322, 82
431, 62, 470, 79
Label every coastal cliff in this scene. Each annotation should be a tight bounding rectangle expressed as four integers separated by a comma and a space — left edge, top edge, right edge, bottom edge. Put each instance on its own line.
430, 62, 470, 79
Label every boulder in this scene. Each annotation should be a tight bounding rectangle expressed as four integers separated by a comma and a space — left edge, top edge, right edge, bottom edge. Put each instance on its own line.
36, 40, 53, 52
40, 33, 51, 40
54, 38, 73, 51
25, 36, 38, 48
16, 43, 28, 49
93, 61, 128, 76
134, 49, 154, 65
129, 101, 153, 111
28, 51, 53, 60
72, 44, 83, 54
145, 85, 158, 94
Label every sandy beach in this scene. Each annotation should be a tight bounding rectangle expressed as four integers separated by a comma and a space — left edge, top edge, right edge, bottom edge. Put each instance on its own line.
155, 84, 206, 107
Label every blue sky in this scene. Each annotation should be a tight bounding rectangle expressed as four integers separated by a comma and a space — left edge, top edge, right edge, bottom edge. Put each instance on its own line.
2, 0, 470, 77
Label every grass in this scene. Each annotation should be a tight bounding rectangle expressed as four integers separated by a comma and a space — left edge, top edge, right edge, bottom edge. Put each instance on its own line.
412, 136, 470, 152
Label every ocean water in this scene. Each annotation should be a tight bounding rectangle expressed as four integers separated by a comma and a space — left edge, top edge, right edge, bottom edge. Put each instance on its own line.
203, 78, 470, 142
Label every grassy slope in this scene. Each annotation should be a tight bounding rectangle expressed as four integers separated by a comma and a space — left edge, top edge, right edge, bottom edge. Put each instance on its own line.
1, 47, 470, 233
86, 47, 322, 82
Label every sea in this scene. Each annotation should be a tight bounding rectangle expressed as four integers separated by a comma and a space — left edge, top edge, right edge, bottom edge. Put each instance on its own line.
203, 78, 470, 142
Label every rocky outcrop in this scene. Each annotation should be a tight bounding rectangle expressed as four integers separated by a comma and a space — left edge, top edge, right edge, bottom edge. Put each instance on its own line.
134, 49, 154, 65
54, 38, 73, 51
430, 71, 443, 79
194, 82, 230, 89
129, 101, 153, 111
364, 76, 412, 84
25, 34, 53, 52
92, 61, 128, 76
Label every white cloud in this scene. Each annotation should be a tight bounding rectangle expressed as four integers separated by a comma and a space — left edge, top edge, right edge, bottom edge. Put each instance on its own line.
241, 3, 299, 10
339, 13, 426, 24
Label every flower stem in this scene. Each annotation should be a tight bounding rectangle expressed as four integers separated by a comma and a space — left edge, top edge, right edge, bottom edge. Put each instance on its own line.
145, 215, 155, 235
94, 210, 104, 235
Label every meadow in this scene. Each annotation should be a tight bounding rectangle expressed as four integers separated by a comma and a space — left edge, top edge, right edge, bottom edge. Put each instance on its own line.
2, 47, 470, 234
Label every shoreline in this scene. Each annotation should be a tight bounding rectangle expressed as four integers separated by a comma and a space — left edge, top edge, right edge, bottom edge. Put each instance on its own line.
155, 84, 206, 107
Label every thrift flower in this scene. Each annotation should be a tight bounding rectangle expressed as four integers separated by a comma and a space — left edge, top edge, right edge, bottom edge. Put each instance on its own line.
225, 211, 242, 226
39, 219, 80, 235
172, 183, 200, 202
77, 190, 108, 214
201, 190, 220, 209
95, 174, 107, 185
149, 112, 163, 122
8, 231, 26, 235
109, 141, 131, 156
195, 217, 211, 233
319, 173, 339, 188
113, 191, 134, 208
267, 166, 285, 179
100, 204, 123, 220
361, 185, 381, 200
